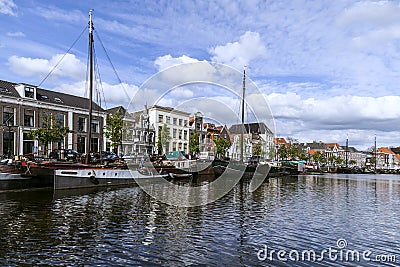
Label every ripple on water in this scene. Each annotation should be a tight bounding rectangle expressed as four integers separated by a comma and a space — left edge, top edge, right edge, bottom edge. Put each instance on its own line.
0, 175, 399, 266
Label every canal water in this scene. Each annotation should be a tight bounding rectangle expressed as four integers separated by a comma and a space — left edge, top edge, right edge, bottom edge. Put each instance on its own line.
0, 174, 399, 266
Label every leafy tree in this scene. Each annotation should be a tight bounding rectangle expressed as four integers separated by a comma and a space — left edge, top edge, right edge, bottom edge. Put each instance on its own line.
277, 144, 288, 161
27, 113, 69, 156
157, 137, 162, 155
253, 143, 264, 157
104, 112, 123, 154
158, 124, 170, 154
349, 159, 357, 166
214, 137, 231, 158
312, 151, 326, 165
189, 130, 200, 155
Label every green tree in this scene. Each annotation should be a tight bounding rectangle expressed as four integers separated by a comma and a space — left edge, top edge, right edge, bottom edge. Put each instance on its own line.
277, 144, 288, 161
189, 130, 200, 155
104, 112, 123, 154
158, 124, 170, 154
253, 143, 264, 157
349, 159, 357, 166
312, 151, 326, 165
27, 113, 69, 156
214, 137, 231, 158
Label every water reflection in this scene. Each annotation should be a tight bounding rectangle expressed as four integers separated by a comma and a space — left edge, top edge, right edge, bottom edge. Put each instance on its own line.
0, 174, 399, 266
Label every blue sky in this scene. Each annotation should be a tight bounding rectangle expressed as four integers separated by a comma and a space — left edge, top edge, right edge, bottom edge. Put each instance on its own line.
1, 0, 400, 150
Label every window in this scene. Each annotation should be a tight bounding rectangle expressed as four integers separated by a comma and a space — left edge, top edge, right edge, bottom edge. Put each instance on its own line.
173, 129, 177, 138
172, 142, 176, 151
3, 106, 14, 125
178, 130, 182, 139
54, 97, 62, 103
77, 136, 85, 153
158, 115, 163, 123
91, 119, 99, 133
78, 117, 86, 132
184, 120, 188, 126
184, 143, 187, 152
183, 130, 188, 140
91, 138, 99, 153
179, 119, 182, 126
24, 86, 34, 98
166, 116, 170, 124
23, 133, 34, 155
173, 118, 177, 125
24, 109, 34, 127
0, 87, 9, 93
3, 131, 14, 156
56, 114, 64, 127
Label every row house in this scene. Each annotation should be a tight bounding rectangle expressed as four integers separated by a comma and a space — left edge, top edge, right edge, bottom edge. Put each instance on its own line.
376, 147, 397, 169
106, 106, 156, 156
189, 112, 207, 154
148, 105, 190, 154
0, 80, 107, 157
228, 122, 274, 161
301, 141, 367, 166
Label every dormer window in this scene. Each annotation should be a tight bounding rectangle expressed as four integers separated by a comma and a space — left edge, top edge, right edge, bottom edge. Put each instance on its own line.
40, 95, 48, 100
25, 86, 35, 98
0, 87, 9, 93
54, 97, 62, 103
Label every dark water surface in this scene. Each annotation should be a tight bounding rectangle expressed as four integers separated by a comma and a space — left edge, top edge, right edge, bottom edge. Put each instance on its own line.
0, 174, 399, 266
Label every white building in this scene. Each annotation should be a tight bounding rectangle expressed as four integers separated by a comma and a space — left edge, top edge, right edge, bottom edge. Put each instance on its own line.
147, 105, 190, 154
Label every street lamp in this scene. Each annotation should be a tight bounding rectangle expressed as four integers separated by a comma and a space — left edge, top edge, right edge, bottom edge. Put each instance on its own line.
3, 114, 14, 159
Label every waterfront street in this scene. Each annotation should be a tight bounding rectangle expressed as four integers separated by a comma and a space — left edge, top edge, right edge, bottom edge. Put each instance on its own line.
0, 174, 398, 266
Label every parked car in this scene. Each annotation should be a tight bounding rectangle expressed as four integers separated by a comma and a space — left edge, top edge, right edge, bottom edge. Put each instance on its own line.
64, 149, 81, 161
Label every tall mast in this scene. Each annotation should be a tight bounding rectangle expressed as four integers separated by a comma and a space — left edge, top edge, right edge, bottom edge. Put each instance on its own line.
240, 66, 246, 163
345, 134, 348, 168
85, 9, 94, 164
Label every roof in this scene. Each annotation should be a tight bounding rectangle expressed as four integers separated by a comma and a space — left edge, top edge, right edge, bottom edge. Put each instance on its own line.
0, 80, 20, 97
36, 88, 103, 111
326, 143, 341, 149
378, 147, 395, 154
229, 122, 273, 135
274, 137, 288, 145
0, 79, 104, 111
303, 142, 327, 150
107, 106, 135, 120
150, 105, 190, 115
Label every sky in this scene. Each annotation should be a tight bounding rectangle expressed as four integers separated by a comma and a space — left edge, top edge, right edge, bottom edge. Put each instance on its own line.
1, 0, 400, 150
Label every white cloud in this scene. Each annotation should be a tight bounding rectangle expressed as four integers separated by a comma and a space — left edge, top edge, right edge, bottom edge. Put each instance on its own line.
7, 53, 86, 80
6, 31, 25, 37
0, 0, 17, 16
267, 93, 400, 135
154, 54, 200, 71
53, 81, 139, 109
337, 1, 400, 27
210, 31, 267, 69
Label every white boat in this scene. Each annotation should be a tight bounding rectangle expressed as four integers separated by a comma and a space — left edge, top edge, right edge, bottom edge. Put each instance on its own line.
54, 168, 169, 190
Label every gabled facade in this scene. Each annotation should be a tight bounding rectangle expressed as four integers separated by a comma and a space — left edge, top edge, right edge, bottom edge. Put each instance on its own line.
228, 122, 274, 161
